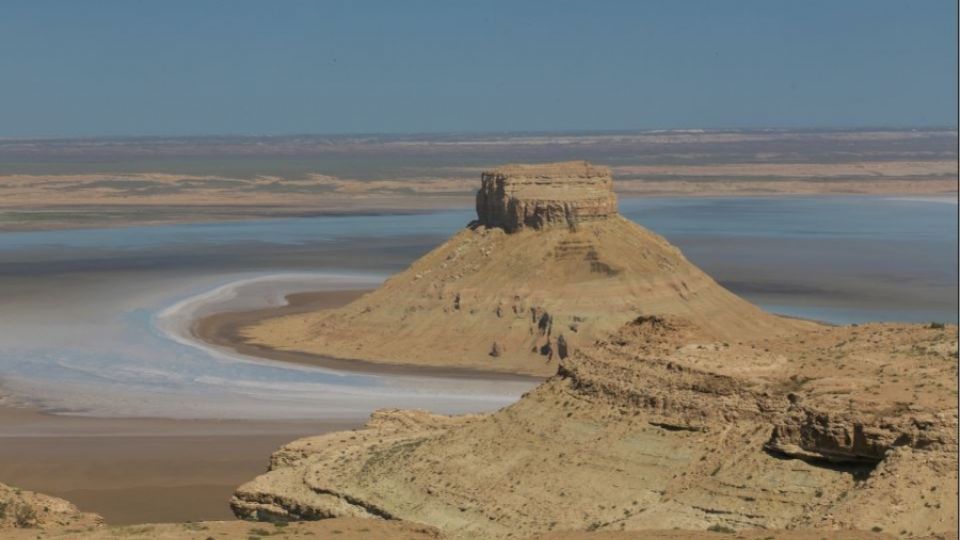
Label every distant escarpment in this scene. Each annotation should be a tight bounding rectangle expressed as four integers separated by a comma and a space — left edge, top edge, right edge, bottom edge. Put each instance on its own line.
239, 161, 806, 376
233, 317, 958, 539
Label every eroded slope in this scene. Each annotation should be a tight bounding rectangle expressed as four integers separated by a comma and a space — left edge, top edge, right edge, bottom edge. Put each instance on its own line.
242, 214, 803, 376
239, 161, 807, 376
233, 318, 958, 539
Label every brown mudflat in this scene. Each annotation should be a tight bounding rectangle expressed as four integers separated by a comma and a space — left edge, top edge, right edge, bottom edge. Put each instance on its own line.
0, 405, 357, 525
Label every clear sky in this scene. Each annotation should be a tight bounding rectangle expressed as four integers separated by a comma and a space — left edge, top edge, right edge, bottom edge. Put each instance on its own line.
1, 1, 956, 137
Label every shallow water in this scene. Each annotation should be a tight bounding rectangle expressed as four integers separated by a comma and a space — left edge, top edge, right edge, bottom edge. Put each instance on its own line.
0, 196, 955, 419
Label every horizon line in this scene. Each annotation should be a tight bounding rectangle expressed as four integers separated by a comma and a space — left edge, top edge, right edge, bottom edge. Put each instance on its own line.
1, 125, 958, 143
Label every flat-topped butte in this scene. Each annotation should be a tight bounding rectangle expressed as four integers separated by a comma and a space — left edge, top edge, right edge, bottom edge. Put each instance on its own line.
476, 161, 618, 233
236, 161, 803, 377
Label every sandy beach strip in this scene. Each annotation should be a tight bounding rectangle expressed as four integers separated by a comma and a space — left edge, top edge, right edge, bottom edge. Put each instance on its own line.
192, 288, 546, 382
1, 175, 955, 232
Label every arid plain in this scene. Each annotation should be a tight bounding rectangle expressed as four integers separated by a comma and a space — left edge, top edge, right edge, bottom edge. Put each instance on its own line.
0, 130, 956, 539
1, 129, 955, 230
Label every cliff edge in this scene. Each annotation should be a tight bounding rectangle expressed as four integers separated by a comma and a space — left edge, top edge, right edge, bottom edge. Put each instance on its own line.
232, 318, 958, 539
476, 161, 618, 232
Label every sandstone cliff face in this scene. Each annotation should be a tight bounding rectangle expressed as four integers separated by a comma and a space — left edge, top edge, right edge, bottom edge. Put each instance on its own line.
240, 161, 806, 376
232, 319, 958, 539
475, 161, 618, 232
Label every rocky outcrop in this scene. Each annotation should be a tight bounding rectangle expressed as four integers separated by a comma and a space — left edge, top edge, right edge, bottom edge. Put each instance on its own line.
239, 161, 806, 376
765, 400, 956, 464
233, 319, 958, 539
228, 161, 956, 538
231, 410, 481, 523
475, 161, 618, 232
0, 482, 102, 531
0, 513, 443, 539
0, 488, 893, 540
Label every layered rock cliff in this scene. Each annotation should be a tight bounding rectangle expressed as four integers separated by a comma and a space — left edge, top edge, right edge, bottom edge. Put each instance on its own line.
475, 161, 618, 232
232, 318, 958, 539
239, 161, 806, 376
230, 163, 957, 537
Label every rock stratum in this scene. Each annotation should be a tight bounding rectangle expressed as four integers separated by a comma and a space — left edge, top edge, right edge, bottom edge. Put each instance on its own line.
228, 161, 957, 539
233, 318, 958, 539
4, 161, 954, 540
0, 478, 905, 540
0, 482, 102, 531
241, 161, 807, 376
475, 161, 618, 232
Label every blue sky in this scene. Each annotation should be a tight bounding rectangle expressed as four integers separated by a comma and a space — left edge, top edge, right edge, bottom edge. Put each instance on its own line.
1, 1, 956, 136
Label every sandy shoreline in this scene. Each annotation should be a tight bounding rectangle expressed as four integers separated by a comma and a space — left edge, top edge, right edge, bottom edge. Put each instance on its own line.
0, 286, 538, 525
2, 187, 956, 232
192, 288, 547, 382
0, 185, 952, 528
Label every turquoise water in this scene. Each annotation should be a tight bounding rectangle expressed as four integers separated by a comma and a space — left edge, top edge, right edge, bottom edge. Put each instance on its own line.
0, 195, 955, 419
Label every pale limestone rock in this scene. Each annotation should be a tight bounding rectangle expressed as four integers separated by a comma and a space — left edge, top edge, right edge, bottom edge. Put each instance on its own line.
475, 161, 617, 232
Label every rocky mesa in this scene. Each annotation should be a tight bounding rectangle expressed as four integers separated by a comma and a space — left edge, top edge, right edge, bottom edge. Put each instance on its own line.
239, 161, 808, 376
229, 161, 958, 539
475, 161, 618, 232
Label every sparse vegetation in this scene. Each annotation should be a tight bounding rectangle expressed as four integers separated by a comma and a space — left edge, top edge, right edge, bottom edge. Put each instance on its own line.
14, 504, 37, 528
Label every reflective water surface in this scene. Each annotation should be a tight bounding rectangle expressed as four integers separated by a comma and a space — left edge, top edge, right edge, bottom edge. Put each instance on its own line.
0, 196, 955, 419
